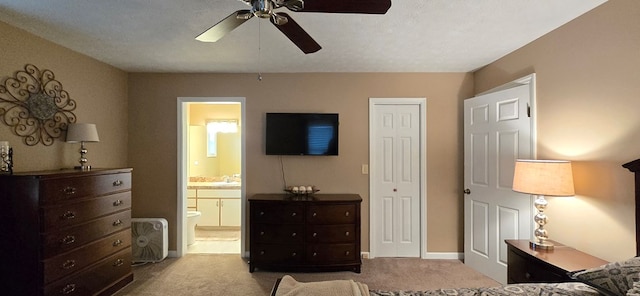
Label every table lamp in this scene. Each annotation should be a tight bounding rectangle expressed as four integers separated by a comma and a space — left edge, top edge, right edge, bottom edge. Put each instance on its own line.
512, 159, 575, 250
66, 123, 100, 170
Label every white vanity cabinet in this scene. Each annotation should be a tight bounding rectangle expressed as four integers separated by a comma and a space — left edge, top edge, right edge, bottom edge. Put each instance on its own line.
193, 189, 241, 227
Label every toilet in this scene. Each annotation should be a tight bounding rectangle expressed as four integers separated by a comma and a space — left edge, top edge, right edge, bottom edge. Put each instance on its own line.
186, 211, 202, 246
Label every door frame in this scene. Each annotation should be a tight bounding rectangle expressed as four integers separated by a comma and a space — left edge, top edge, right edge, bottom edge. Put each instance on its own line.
369, 98, 427, 259
176, 97, 246, 257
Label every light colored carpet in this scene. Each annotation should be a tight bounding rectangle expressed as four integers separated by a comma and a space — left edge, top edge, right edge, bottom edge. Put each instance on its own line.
114, 255, 500, 296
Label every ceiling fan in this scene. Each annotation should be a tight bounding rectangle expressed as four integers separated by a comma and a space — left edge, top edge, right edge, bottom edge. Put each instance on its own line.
196, 0, 392, 54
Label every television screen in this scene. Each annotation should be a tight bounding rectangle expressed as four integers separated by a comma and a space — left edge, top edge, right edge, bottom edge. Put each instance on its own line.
266, 113, 339, 155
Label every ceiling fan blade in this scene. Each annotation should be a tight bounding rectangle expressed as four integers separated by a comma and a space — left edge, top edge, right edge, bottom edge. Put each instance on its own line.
299, 0, 391, 14
270, 13, 321, 54
196, 10, 253, 42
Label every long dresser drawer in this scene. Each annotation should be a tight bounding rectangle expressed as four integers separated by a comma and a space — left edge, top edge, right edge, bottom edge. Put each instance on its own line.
42, 210, 131, 258
306, 224, 356, 243
307, 204, 356, 224
41, 192, 131, 231
39, 172, 132, 204
251, 244, 304, 265
44, 248, 132, 296
252, 224, 304, 244
251, 203, 304, 224
307, 243, 358, 263
43, 229, 131, 284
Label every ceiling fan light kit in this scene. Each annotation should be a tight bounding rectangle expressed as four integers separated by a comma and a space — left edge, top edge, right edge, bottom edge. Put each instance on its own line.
196, 0, 391, 54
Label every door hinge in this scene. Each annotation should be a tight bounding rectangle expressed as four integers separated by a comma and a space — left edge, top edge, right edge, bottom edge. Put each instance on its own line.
527, 104, 531, 118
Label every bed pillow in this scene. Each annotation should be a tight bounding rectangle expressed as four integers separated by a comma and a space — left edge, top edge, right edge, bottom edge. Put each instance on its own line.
570, 257, 640, 296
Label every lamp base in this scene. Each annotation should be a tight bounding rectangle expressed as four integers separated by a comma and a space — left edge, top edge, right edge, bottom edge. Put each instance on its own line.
74, 165, 92, 171
529, 240, 554, 251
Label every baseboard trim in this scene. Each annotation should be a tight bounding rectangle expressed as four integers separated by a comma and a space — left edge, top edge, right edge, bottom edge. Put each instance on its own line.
423, 252, 463, 260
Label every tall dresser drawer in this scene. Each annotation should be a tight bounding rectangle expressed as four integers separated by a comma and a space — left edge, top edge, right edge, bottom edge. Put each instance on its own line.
41, 192, 131, 231
43, 229, 131, 284
42, 210, 131, 258
44, 248, 132, 296
39, 173, 131, 204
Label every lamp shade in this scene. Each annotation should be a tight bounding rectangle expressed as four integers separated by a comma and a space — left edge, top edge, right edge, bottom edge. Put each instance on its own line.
66, 123, 100, 143
512, 159, 575, 196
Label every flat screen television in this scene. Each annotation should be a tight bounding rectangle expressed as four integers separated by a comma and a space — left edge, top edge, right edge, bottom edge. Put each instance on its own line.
266, 113, 339, 155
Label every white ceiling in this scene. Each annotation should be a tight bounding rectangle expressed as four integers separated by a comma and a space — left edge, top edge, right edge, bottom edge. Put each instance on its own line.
0, 0, 606, 73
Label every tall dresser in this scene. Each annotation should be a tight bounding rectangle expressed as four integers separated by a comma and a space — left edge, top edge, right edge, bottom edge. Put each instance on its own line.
0, 168, 134, 296
249, 193, 362, 273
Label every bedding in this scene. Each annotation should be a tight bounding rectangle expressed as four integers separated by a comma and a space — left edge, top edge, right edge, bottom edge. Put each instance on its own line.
272, 275, 601, 296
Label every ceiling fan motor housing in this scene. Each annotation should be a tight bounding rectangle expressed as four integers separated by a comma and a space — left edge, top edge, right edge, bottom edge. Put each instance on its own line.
252, 0, 273, 18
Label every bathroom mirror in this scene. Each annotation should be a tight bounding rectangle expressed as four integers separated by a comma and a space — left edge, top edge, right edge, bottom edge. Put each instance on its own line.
206, 119, 238, 157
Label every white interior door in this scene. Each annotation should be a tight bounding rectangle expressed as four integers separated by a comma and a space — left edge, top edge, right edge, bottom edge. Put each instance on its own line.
463, 79, 535, 284
464, 77, 535, 284
371, 100, 423, 258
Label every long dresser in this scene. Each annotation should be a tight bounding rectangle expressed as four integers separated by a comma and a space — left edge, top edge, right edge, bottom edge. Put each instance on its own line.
249, 193, 362, 273
0, 168, 134, 296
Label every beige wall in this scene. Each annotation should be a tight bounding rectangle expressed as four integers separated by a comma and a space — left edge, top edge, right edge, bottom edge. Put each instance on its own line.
474, 0, 640, 261
0, 21, 128, 172
128, 73, 473, 252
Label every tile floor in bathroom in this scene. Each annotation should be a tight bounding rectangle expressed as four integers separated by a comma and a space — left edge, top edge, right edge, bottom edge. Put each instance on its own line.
187, 228, 241, 254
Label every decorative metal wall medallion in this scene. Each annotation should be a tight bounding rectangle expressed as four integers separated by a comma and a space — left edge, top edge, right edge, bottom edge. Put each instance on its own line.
0, 64, 77, 146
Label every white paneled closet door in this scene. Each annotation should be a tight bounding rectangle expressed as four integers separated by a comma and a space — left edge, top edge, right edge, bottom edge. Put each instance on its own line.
371, 102, 422, 258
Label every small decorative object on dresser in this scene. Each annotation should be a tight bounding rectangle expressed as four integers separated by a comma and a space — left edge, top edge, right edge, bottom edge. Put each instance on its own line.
249, 193, 362, 273
0, 141, 12, 174
505, 239, 607, 284
0, 168, 134, 296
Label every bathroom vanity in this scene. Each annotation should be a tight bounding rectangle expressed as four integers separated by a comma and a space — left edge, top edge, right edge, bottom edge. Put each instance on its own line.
0, 168, 133, 296
249, 193, 362, 273
187, 184, 241, 227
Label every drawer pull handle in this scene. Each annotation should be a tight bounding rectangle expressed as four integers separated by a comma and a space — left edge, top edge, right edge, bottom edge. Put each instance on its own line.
113, 259, 125, 267
61, 211, 76, 220
291, 212, 297, 217
525, 272, 531, 279
312, 212, 317, 217
345, 231, 350, 236
313, 252, 317, 257
345, 251, 350, 255
259, 231, 265, 236
291, 232, 297, 237
345, 211, 350, 217
259, 211, 265, 216
62, 260, 76, 270
313, 232, 317, 237
113, 219, 123, 226
62, 283, 76, 294
113, 239, 123, 247
61, 235, 76, 245
113, 199, 123, 206
63, 186, 76, 195
260, 251, 265, 255
291, 252, 297, 257
113, 180, 123, 187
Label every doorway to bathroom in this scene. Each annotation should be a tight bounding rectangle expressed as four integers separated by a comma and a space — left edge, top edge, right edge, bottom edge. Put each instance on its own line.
177, 97, 245, 257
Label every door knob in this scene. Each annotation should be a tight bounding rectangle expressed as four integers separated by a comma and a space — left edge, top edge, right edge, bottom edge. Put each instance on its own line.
464, 188, 471, 195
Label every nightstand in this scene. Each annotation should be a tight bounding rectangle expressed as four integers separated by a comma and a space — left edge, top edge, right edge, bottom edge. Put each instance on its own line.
505, 239, 608, 284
